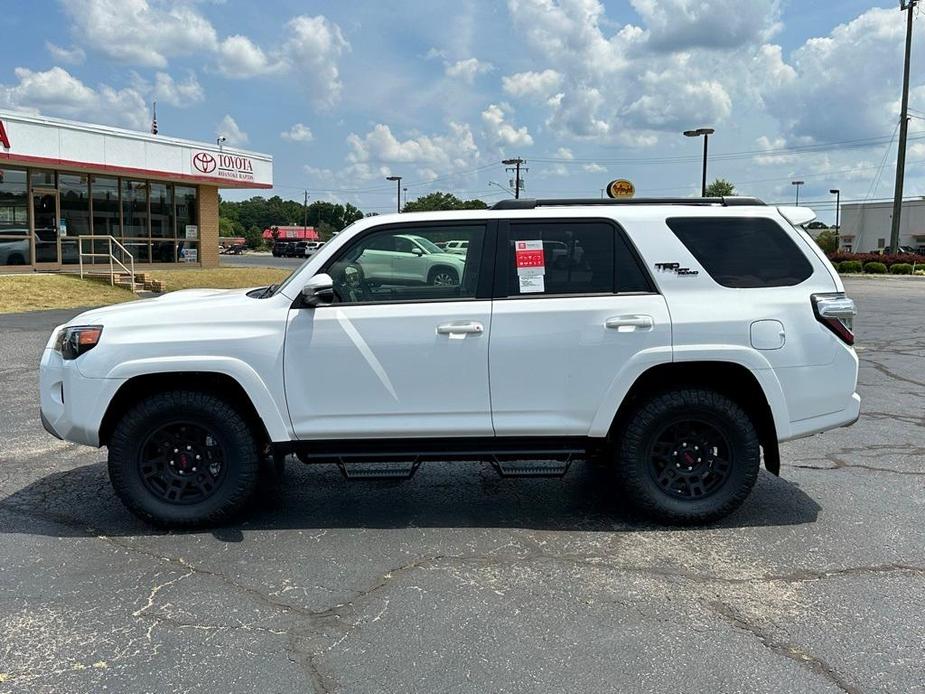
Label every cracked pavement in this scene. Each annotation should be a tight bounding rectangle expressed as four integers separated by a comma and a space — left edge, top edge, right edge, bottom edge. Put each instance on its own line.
0, 277, 923, 693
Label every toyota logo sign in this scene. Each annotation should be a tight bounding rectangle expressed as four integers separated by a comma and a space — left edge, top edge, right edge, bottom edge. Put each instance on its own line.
192, 152, 216, 174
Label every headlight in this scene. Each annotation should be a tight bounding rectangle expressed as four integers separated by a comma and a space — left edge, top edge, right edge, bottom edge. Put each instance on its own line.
54, 325, 103, 360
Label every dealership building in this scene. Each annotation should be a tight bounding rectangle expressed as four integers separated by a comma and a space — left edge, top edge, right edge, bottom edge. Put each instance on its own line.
0, 110, 272, 271
838, 199, 925, 253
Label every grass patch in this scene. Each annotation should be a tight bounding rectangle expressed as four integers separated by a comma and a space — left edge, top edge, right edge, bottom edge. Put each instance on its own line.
0, 275, 135, 314
153, 267, 289, 292
0, 267, 292, 314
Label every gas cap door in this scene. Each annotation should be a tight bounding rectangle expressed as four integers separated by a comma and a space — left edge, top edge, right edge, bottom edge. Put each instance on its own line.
750, 320, 786, 350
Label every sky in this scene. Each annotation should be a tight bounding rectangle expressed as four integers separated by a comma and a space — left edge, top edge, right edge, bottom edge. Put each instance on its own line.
1, 0, 924, 222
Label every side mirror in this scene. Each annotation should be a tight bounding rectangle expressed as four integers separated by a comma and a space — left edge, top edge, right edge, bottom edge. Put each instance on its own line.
299, 273, 335, 308
411, 246, 424, 257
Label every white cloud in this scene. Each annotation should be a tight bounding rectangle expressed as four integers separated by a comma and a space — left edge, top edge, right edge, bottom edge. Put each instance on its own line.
281, 123, 314, 142
765, 7, 914, 142
346, 122, 480, 180
153, 71, 204, 107
216, 114, 248, 146
583, 162, 606, 173
502, 69, 562, 100
444, 58, 493, 83
61, 0, 218, 68
630, 0, 781, 51
0, 66, 148, 130
556, 147, 574, 160
282, 15, 350, 108
217, 35, 283, 78
481, 103, 533, 148
45, 42, 85, 65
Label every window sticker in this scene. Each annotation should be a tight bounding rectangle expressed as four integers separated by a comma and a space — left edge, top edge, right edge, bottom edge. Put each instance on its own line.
515, 240, 545, 292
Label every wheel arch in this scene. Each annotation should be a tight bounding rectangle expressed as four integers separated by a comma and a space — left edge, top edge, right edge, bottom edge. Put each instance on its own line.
99, 371, 283, 448
608, 361, 782, 475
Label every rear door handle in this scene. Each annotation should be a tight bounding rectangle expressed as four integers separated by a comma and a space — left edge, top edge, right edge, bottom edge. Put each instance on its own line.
437, 321, 484, 335
605, 315, 654, 330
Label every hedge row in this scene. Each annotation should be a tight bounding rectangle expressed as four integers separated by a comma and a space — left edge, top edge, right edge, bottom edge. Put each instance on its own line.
835, 260, 918, 274
827, 251, 922, 268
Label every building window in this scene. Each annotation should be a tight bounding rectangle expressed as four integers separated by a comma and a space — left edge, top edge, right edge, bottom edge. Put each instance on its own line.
121, 179, 148, 238
175, 186, 198, 263
149, 182, 174, 239
30, 169, 56, 188
91, 176, 120, 237
59, 173, 90, 266
877, 238, 886, 249
0, 167, 30, 266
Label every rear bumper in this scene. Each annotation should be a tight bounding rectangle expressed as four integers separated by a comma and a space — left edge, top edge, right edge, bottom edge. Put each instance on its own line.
781, 391, 861, 442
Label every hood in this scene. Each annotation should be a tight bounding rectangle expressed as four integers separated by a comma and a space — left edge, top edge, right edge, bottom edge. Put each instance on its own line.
68, 287, 261, 326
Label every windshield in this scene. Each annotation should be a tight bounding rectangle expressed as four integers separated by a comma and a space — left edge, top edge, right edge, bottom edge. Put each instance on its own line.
410, 236, 444, 254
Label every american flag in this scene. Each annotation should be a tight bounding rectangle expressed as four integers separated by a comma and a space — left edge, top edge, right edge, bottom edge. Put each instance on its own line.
150, 101, 158, 135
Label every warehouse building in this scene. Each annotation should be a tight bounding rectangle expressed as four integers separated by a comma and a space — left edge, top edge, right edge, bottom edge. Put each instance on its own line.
838, 199, 925, 253
0, 110, 272, 271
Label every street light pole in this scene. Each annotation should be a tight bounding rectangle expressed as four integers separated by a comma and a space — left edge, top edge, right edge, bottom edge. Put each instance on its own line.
792, 180, 804, 205
683, 128, 715, 197
386, 175, 402, 213
891, 0, 919, 254
830, 188, 841, 249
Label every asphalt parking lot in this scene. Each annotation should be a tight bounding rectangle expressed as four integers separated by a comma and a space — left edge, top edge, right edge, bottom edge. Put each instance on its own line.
1, 277, 923, 693
220, 253, 305, 270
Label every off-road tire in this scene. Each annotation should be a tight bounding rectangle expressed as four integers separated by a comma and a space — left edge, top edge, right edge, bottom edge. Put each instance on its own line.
108, 390, 260, 528
615, 388, 760, 525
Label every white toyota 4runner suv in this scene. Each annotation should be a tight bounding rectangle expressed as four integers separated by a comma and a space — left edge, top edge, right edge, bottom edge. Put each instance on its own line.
39, 197, 859, 527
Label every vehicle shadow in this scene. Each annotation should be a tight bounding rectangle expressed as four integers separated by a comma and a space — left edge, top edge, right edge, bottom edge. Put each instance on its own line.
0, 459, 820, 540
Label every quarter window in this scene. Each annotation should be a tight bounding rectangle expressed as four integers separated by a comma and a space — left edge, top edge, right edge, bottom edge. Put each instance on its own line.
666, 217, 813, 288
326, 225, 485, 304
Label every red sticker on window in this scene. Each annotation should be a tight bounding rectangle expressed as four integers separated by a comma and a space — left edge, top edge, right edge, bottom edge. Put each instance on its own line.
515, 240, 544, 270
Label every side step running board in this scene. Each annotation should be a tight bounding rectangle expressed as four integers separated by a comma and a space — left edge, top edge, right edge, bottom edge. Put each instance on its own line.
338, 459, 421, 481
490, 456, 574, 478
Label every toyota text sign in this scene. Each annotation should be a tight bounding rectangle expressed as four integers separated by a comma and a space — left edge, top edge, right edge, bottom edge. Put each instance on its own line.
192, 151, 255, 182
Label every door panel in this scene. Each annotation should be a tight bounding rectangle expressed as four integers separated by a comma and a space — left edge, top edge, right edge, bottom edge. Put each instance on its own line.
285, 301, 493, 438
489, 294, 671, 436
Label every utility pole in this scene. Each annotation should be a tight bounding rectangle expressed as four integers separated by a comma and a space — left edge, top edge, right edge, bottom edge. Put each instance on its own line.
302, 189, 309, 235
891, 0, 918, 254
792, 180, 804, 205
502, 158, 527, 199
386, 175, 402, 212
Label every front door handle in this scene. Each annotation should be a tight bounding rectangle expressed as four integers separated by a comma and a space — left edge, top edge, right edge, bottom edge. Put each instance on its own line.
437, 321, 484, 335
605, 315, 654, 330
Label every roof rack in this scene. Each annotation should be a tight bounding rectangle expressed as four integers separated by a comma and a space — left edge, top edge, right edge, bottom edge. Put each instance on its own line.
490, 196, 766, 210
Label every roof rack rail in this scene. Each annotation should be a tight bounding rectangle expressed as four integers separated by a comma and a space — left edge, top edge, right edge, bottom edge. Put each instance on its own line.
490, 196, 766, 210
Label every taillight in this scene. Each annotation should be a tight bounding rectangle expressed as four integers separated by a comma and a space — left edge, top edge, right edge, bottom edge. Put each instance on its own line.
811, 293, 856, 345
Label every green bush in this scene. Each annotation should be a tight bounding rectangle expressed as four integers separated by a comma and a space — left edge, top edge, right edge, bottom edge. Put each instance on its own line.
838, 260, 863, 273
889, 263, 914, 275
863, 261, 888, 274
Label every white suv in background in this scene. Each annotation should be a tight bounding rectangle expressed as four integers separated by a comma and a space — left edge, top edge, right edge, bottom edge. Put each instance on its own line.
39, 197, 859, 527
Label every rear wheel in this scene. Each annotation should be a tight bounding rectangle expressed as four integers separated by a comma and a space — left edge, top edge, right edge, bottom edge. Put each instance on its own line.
615, 389, 760, 524
108, 391, 260, 527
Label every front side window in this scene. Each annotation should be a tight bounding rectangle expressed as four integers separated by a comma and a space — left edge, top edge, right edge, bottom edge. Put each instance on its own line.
326, 225, 485, 304
666, 217, 813, 288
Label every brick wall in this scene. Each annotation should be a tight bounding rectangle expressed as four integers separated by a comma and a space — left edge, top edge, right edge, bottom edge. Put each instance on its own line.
198, 185, 219, 268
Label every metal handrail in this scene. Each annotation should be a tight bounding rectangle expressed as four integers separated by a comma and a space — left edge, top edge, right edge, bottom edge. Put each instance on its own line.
78, 235, 136, 293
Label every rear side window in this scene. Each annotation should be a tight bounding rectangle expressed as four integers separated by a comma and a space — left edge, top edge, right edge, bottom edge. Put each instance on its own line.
504, 220, 651, 296
666, 217, 813, 288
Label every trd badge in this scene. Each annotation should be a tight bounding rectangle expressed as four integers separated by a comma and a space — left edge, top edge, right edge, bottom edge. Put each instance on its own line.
655, 262, 699, 276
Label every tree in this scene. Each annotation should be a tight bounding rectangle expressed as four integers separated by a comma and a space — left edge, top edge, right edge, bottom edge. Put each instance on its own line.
243, 225, 264, 249
813, 228, 838, 254
704, 178, 736, 197
403, 192, 488, 212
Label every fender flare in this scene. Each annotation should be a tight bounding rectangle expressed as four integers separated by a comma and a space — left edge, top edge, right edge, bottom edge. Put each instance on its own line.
588, 346, 792, 441
104, 356, 293, 442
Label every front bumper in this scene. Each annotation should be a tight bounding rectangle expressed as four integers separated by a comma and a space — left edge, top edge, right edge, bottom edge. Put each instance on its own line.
39, 348, 124, 448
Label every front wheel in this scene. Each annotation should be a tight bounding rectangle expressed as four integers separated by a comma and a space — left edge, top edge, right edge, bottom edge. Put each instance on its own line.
108, 391, 261, 528
615, 389, 760, 525
428, 266, 459, 286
